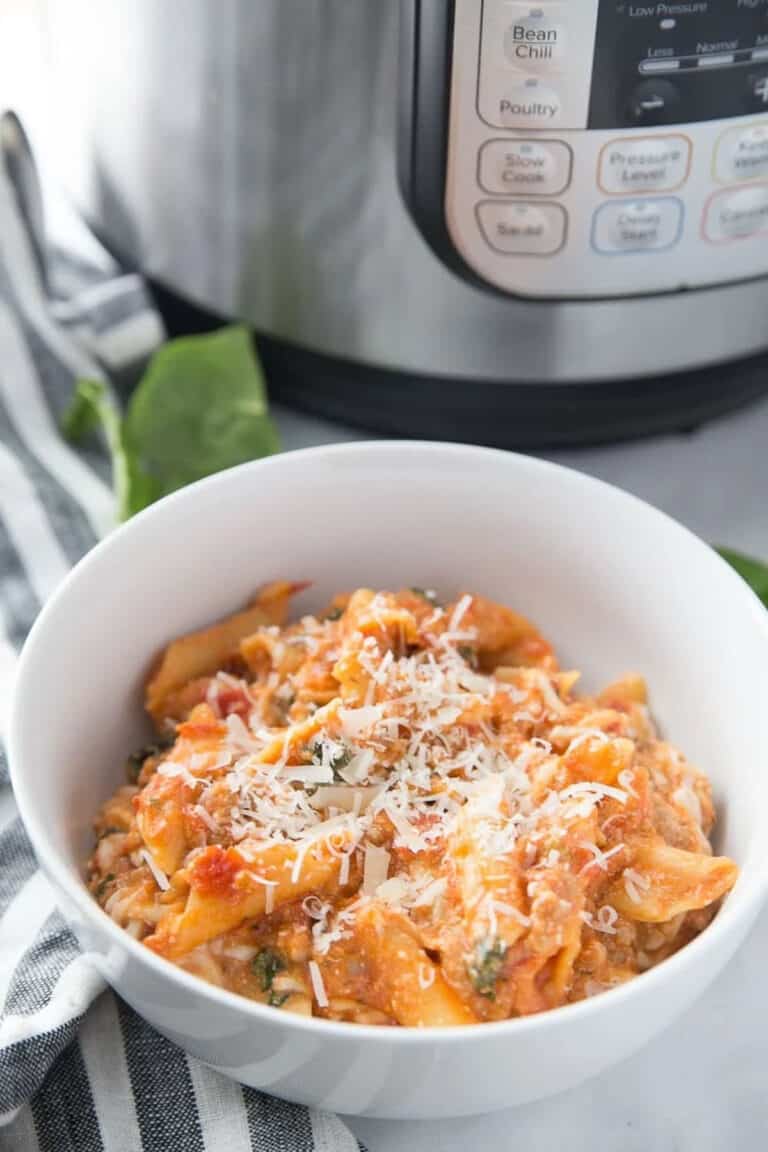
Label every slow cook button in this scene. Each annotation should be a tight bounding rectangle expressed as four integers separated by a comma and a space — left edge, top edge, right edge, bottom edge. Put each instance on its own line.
704, 184, 768, 241
503, 4, 566, 72
715, 123, 768, 184
592, 199, 683, 253
477, 201, 567, 256
598, 135, 691, 195
478, 139, 572, 196
496, 78, 562, 127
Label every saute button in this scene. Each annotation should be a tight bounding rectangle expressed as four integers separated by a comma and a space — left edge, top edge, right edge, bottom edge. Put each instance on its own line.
592, 199, 683, 253
477, 201, 567, 255
715, 123, 768, 184
704, 184, 768, 241
598, 135, 691, 194
503, 4, 566, 73
479, 139, 572, 196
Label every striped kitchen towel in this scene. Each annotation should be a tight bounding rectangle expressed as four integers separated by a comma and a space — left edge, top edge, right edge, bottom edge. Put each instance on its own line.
0, 112, 364, 1152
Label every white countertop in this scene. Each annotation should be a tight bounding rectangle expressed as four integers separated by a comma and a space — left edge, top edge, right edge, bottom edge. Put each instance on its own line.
276, 399, 768, 1152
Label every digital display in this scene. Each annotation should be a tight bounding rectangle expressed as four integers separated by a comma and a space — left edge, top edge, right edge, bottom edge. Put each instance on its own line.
588, 0, 768, 128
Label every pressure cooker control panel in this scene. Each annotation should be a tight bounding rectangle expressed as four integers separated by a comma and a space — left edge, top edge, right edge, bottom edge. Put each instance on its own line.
444, 0, 768, 298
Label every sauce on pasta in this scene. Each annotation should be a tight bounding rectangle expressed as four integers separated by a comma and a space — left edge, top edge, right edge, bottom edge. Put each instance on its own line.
88, 583, 738, 1025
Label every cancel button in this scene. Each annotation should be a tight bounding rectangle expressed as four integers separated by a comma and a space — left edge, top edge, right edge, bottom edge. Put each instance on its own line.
592, 199, 683, 253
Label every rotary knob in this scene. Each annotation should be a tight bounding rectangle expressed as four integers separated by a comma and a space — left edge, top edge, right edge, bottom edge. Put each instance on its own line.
627, 79, 680, 126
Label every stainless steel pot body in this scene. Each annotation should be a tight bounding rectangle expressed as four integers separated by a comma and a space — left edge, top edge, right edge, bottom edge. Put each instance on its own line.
44, 0, 768, 383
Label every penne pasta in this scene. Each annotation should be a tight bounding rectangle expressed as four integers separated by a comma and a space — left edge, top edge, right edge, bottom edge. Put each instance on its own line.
146, 581, 303, 722
350, 904, 477, 1027
88, 584, 738, 1024
145, 833, 354, 960
607, 837, 738, 923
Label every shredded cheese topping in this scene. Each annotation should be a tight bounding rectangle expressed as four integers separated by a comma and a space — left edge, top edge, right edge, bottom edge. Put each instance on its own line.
88, 584, 738, 1026
308, 960, 328, 1008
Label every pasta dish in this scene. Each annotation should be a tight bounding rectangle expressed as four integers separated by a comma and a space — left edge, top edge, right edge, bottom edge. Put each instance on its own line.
88, 583, 738, 1026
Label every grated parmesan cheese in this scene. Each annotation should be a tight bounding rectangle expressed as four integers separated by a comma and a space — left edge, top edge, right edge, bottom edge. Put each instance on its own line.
338, 705, 382, 740
362, 844, 390, 895
191, 804, 219, 834
580, 904, 619, 935
490, 900, 531, 928
622, 867, 650, 905
308, 960, 328, 1008
560, 781, 628, 806
417, 963, 435, 990
410, 876, 447, 909
139, 848, 170, 891
577, 841, 625, 875
617, 769, 638, 798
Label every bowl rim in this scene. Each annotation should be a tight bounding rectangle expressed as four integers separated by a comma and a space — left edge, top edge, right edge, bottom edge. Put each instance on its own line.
9, 439, 768, 1045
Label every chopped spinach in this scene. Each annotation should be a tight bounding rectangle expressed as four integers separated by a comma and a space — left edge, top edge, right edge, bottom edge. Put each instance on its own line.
125, 751, 144, 784
124, 735, 175, 783
274, 690, 295, 723
95, 873, 115, 900
468, 938, 507, 999
310, 738, 353, 781
717, 547, 768, 609
458, 645, 478, 668
268, 990, 289, 1008
252, 947, 285, 992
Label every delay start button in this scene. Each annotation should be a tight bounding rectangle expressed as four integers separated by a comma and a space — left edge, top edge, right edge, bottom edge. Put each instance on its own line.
592, 199, 684, 254
476, 201, 567, 256
503, 4, 566, 73
599, 135, 691, 195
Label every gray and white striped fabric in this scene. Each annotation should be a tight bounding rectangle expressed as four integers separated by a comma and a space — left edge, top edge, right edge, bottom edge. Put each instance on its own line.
0, 114, 364, 1152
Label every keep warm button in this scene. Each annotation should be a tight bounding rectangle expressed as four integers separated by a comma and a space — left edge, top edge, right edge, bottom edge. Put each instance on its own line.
592, 199, 684, 254
477, 201, 567, 256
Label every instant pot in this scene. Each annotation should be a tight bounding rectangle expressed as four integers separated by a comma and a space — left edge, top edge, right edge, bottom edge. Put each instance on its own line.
43, 0, 768, 444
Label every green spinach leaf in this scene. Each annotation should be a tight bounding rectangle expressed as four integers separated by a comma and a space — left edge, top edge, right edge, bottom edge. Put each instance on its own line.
717, 547, 768, 609
252, 948, 285, 992
63, 326, 279, 520
468, 937, 507, 999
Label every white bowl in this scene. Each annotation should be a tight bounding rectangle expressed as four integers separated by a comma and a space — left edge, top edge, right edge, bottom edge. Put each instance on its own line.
9, 442, 768, 1119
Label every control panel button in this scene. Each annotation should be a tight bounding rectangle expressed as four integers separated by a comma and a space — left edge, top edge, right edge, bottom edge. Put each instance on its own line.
497, 78, 562, 127
598, 135, 691, 195
715, 123, 768, 184
478, 139, 572, 196
478, 0, 597, 129
477, 201, 567, 256
592, 199, 683, 254
746, 71, 768, 113
503, 4, 566, 73
704, 185, 768, 242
